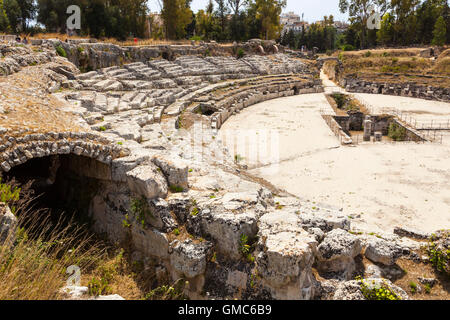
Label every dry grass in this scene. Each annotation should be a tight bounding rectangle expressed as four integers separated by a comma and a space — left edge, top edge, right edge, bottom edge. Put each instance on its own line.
433, 57, 450, 74
331, 47, 450, 88
24, 33, 230, 47
0, 178, 184, 300
0, 212, 107, 300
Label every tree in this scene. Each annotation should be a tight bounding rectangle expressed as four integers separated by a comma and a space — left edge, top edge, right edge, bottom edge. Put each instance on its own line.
432, 15, 446, 45
17, 0, 36, 31
196, 1, 215, 40
377, 12, 394, 45
227, 0, 243, 15
161, 0, 193, 39
339, 0, 388, 48
0, 0, 11, 32
214, 0, 229, 40
3, 0, 21, 33
249, 0, 286, 40
228, 0, 246, 40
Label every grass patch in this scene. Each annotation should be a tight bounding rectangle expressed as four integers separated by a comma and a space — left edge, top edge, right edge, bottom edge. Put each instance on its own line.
55, 45, 67, 58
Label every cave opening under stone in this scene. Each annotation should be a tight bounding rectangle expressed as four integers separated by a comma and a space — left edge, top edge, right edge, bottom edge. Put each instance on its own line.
3, 154, 111, 231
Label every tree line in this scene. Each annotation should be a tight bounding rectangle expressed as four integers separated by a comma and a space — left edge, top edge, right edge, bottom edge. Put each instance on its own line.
0, 0, 448, 49
340, 0, 449, 49
0, 0, 286, 41
159, 0, 287, 41
0, 0, 149, 39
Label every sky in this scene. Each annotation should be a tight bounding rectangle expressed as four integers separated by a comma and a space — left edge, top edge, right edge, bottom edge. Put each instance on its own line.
147, 0, 350, 23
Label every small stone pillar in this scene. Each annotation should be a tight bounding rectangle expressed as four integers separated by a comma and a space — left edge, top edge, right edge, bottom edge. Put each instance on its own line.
363, 117, 373, 142
374, 131, 382, 142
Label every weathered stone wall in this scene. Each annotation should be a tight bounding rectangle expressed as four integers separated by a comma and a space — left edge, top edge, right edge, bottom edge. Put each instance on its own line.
342, 77, 450, 102
39, 39, 285, 73
0, 131, 127, 173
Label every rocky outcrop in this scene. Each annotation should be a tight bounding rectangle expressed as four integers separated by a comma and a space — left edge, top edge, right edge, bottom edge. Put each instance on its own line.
333, 278, 409, 300
255, 208, 318, 300
364, 237, 403, 266
125, 163, 168, 199
170, 239, 212, 279
342, 77, 450, 102
315, 229, 362, 279
0, 204, 17, 245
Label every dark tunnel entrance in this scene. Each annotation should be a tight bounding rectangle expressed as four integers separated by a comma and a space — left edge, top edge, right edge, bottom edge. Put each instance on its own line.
3, 154, 110, 229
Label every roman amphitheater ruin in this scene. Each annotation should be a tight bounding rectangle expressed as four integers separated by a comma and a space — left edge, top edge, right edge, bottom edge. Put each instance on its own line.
0, 38, 449, 300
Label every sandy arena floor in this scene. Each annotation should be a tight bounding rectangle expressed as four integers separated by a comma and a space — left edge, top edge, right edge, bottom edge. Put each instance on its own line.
219, 93, 450, 234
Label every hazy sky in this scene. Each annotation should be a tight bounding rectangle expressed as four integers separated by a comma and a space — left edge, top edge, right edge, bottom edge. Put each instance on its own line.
148, 0, 350, 23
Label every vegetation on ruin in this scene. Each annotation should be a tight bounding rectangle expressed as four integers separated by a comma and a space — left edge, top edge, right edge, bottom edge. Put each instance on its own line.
55, 45, 67, 58
331, 93, 347, 109
428, 232, 449, 276
356, 276, 401, 300
144, 279, 188, 300
130, 196, 153, 228
0, 177, 20, 214
238, 233, 255, 263
388, 122, 407, 141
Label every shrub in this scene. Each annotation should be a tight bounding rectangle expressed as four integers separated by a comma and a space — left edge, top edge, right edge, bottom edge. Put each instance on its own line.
364, 51, 372, 57
409, 281, 417, 294
388, 122, 407, 141
88, 276, 111, 296
428, 241, 449, 274
234, 154, 244, 164
189, 35, 203, 41
357, 277, 401, 300
237, 48, 245, 59
341, 44, 356, 51
0, 178, 21, 214
130, 197, 153, 228
56, 45, 67, 58
331, 93, 347, 109
238, 234, 251, 258
169, 185, 184, 193
190, 207, 199, 217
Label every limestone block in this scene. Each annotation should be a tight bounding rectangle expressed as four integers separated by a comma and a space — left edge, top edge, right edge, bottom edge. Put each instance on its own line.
364, 238, 403, 266
316, 229, 362, 277
152, 155, 189, 190
126, 164, 168, 200
170, 240, 212, 278
299, 210, 350, 232
131, 225, 169, 259
200, 208, 258, 260
256, 208, 318, 300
